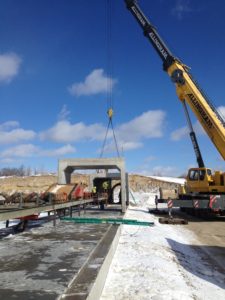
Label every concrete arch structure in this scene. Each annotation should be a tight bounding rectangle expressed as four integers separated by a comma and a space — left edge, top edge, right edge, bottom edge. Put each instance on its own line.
58, 158, 128, 212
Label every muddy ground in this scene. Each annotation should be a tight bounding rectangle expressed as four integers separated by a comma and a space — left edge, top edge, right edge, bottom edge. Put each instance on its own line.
165, 209, 225, 277
185, 215, 225, 271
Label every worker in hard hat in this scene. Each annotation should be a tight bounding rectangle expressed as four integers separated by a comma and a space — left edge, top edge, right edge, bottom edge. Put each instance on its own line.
92, 186, 97, 194
102, 181, 109, 192
102, 181, 109, 206
92, 186, 97, 200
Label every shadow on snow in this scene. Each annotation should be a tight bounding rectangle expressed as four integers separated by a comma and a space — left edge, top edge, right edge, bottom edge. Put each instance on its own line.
167, 238, 225, 290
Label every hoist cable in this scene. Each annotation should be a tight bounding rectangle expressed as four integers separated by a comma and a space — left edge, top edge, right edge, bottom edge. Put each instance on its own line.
99, 117, 120, 158
110, 118, 120, 157
100, 118, 111, 158
106, 0, 113, 110
99, 0, 120, 159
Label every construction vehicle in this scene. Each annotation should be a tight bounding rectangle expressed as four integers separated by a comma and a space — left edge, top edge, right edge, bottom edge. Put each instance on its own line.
124, 0, 225, 213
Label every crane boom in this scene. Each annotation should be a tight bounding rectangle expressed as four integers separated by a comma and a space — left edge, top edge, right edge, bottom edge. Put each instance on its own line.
125, 0, 175, 70
125, 0, 225, 161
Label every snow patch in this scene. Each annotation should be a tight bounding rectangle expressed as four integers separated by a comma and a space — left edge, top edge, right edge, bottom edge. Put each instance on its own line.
148, 175, 186, 185
100, 192, 225, 300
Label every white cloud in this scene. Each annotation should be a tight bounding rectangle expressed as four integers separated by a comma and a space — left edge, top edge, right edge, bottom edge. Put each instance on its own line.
0, 129, 36, 145
98, 110, 165, 154
120, 141, 143, 151
41, 144, 76, 157
1, 144, 39, 158
40, 110, 166, 155
217, 106, 225, 121
0, 158, 16, 164
171, 104, 225, 141
139, 165, 178, 177
0, 144, 76, 159
68, 69, 116, 96
117, 110, 165, 142
58, 105, 70, 121
152, 166, 177, 176
0, 121, 19, 131
194, 121, 205, 135
171, 125, 189, 141
171, 121, 205, 141
100, 141, 143, 155
0, 53, 22, 83
137, 155, 157, 169
171, 0, 192, 20
0, 121, 36, 144
144, 155, 156, 163
40, 120, 106, 143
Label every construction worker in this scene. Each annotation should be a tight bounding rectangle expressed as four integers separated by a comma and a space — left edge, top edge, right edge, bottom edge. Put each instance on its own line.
102, 181, 109, 192
92, 186, 97, 194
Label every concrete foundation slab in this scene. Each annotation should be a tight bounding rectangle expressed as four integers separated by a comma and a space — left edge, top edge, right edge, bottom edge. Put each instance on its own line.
60, 225, 121, 300
0, 206, 122, 300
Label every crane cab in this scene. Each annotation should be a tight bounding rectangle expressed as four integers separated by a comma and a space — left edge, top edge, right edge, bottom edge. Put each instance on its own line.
187, 167, 225, 194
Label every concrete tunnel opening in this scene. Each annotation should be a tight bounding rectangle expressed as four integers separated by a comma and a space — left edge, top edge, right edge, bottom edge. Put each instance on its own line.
58, 157, 129, 213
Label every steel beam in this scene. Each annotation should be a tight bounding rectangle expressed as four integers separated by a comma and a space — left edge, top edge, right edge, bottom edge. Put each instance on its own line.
0, 198, 105, 222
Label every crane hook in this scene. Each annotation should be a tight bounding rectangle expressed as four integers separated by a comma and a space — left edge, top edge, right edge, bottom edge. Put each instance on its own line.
107, 108, 114, 119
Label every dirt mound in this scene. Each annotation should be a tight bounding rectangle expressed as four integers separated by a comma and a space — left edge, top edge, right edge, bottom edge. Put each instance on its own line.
0, 174, 89, 195
0, 173, 180, 195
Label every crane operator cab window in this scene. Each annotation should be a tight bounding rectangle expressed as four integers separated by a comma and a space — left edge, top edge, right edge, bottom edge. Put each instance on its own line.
207, 169, 212, 176
189, 169, 206, 181
189, 170, 199, 181
199, 170, 206, 180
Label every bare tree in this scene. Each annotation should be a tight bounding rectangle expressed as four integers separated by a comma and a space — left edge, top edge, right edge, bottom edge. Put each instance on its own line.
0, 165, 26, 177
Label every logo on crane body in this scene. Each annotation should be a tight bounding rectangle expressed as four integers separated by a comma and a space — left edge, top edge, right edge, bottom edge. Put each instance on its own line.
149, 32, 168, 59
131, 6, 146, 26
187, 93, 213, 129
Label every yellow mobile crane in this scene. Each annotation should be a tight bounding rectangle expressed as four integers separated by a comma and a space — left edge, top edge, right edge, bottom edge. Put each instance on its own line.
125, 0, 225, 198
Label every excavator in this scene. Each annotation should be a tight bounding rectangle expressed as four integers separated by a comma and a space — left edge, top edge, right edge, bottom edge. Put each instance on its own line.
124, 0, 225, 198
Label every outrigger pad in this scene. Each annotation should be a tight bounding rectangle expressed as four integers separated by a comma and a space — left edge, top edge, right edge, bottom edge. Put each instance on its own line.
149, 209, 168, 215
159, 217, 188, 225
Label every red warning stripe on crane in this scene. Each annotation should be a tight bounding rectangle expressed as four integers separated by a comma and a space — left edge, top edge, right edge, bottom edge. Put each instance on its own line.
193, 200, 199, 208
167, 199, 173, 208
209, 195, 217, 208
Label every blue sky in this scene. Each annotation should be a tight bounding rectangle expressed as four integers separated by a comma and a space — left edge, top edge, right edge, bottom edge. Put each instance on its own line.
0, 0, 225, 176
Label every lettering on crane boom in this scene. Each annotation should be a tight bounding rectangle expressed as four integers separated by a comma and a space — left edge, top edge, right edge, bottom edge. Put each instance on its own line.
149, 32, 168, 59
187, 93, 213, 129
131, 5, 168, 59
131, 6, 146, 26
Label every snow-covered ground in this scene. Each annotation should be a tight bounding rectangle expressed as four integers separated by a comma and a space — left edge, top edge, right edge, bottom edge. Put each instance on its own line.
100, 192, 225, 300
148, 175, 186, 185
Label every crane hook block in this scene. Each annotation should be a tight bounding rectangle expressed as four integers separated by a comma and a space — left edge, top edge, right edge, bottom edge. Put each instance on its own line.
107, 108, 114, 119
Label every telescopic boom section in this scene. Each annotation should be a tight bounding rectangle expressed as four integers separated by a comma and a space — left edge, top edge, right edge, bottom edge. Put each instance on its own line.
125, 0, 225, 161
182, 101, 205, 168
125, 0, 175, 70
